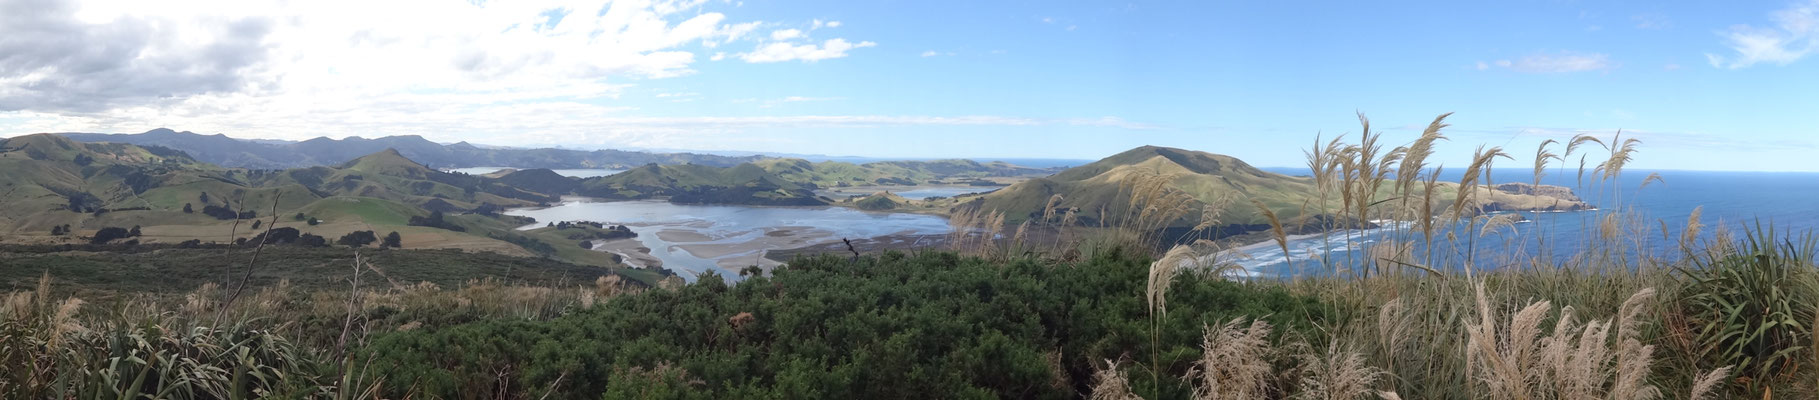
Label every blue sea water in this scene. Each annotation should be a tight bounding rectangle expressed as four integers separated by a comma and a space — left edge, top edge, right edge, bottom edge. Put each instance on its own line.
1238, 168, 1819, 276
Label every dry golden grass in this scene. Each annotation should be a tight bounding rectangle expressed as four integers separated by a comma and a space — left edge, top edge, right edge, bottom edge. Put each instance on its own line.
1191, 318, 1276, 400
1292, 342, 1384, 400
1091, 359, 1144, 400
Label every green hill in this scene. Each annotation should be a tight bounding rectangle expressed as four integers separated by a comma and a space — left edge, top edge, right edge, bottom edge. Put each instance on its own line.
851, 191, 912, 211
961, 146, 1320, 228
577, 163, 828, 206
959, 145, 1591, 231
0, 134, 236, 230
495, 168, 582, 197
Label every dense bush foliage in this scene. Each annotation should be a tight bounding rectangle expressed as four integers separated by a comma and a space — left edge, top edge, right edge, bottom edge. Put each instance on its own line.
361, 247, 1331, 398
338, 230, 379, 247
407, 210, 465, 232
88, 227, 130, 245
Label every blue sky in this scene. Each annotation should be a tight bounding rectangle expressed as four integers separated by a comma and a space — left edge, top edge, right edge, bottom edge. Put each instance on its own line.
2, 0, 1816, 171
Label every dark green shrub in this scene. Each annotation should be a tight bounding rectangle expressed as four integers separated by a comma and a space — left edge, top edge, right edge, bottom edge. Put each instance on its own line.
361, 247, 1332, 399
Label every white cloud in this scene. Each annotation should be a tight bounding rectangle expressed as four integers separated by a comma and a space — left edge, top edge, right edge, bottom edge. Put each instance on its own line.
0, 0, 895, 141
770, 28, 802, 41
920, 50, 939, 57
825, 20, 841, 28
738, 38, 876, 63
1706, 0, 1819, 69
1480, 52, 1613, 73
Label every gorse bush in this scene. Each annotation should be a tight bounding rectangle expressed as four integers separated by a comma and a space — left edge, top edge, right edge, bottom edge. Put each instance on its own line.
359, 247, 1332, 399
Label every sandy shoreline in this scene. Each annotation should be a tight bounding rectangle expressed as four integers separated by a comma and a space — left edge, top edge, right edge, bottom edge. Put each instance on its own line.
594, 224, 870, 275
593, 238, 663, 270
673, 226, 838, 271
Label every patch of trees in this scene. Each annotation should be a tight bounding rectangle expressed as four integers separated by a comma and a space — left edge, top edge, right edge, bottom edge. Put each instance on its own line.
201, 204, 255, 220
72, 153, 94, 166
183, 203, 193, 213
554, 221, 605, 229
242, 228, 331, 248
383, 232, 402, 248
246, 227, 302, 245
49, 224, 71, 236
472, 203, 501, 216
873, 177, 916, 186
65, 192, 101, 213
407, 211, 465, 232
123, 170, 156, 194
555, 222, 637, 242
299, 233, 328, 247
338, 231, 378, 247
89, 227, 131, 245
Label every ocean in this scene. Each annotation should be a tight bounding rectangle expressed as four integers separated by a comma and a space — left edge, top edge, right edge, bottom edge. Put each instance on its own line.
1238, 168, 1819, 276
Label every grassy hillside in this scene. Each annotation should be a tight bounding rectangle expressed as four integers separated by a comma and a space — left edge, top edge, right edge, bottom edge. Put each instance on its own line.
577, 163, 829, 206
495, 168, 582, 196
0, 135, 649, 277
961, 146, 1323, 228
753, 157, 1055, 188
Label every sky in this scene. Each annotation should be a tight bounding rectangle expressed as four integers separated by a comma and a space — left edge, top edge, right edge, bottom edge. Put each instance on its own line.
1, 0, 1816, 171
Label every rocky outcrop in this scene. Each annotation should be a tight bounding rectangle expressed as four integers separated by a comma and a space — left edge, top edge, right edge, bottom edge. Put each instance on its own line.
1494, 183, 1582, 202
1478, 183, 1593, 212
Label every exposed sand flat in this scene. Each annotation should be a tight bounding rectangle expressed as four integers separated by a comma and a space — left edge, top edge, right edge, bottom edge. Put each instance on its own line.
673, 226, 835, 260
594, 238, 663, 269
655, 229, 713, 242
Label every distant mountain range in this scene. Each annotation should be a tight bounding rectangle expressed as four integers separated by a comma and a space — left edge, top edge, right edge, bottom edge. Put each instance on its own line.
58, 129, 766, 169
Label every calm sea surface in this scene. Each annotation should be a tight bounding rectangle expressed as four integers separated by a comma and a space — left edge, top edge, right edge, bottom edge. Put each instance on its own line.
1240, 168, 1819, 276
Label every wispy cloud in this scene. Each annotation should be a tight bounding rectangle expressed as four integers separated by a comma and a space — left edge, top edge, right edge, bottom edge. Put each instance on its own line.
738, 38, 876, 63
769, 28, 803, 41
1706, 0, 1819, 69
1478, 52, 1614, 73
